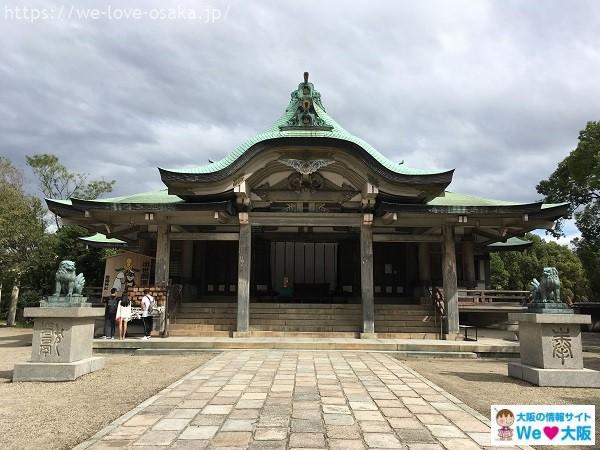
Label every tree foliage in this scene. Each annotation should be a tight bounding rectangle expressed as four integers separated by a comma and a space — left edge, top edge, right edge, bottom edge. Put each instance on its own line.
490, 234, 590, 302
537, 121, 600, 295
0, 160, 46, 324
26, 153, 115, 226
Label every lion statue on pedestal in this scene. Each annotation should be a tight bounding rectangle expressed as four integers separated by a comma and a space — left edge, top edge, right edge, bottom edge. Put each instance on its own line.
53, 260, 86, 297
530, 267, 561, 303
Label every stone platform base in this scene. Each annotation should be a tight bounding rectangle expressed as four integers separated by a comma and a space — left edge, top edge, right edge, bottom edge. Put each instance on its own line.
13, 356, 105, 382
509, 361, 600, 387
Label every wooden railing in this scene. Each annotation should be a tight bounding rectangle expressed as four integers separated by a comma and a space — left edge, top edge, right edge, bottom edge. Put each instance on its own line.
428, 287, 446, 338
458, 289, 530, 305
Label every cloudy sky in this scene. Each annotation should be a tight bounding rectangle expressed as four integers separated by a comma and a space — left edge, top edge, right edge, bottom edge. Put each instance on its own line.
2, 0, 598, 242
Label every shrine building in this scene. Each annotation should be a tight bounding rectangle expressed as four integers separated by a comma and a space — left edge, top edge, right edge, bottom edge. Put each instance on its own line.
47, 73, 568, 339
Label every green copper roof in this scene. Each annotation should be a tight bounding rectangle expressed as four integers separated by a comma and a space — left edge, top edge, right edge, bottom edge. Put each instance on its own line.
164, 74, 446, 177
80, 233, 127, 244
78, 189, 184, 204
487, 237, 533, 249
428, 191, 521, 207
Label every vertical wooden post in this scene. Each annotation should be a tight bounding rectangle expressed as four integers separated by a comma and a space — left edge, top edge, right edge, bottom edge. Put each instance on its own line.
418, 242, 431, 284
360, 223, 375, 335
463, 240, 476, 288
442, 224, 459, 336
155, 223, 170, 287
237, 222, 251, 334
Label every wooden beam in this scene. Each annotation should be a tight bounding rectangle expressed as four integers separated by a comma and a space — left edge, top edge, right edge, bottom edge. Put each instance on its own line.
169, 232, 240, 241
373, 234, 441, 243
250, 212, 362, 227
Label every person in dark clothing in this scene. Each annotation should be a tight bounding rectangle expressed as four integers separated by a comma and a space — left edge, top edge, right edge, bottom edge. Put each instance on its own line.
103, 288, 120, 339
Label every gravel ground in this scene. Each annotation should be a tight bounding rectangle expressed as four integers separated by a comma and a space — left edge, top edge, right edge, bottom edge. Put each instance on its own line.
0, 326, 216, 450
401, 333, 600, 449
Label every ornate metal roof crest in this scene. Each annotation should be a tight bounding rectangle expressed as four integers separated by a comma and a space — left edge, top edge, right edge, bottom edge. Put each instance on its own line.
280, 72, 333, 131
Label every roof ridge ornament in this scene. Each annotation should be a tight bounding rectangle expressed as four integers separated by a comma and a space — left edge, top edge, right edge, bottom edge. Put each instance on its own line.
279, 72, 333, 131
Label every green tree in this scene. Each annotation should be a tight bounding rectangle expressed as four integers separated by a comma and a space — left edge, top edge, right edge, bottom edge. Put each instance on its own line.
490, 234, 590, 303
537, 121, 600, 295
0, 161, 46, 325
26, 153, 115, 226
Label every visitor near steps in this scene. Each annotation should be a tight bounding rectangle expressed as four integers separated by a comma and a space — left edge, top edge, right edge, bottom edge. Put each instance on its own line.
102, 288, 120, 340
116, 293, 132, 340
141, 288, 154, 340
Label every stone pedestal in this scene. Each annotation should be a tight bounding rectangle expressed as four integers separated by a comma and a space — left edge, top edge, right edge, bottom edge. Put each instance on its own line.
13, 307, 105, 382
508, 313, 600, 387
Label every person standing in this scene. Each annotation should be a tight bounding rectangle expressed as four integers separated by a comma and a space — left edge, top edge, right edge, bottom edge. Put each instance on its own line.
116, 292, 132, 340
103, 288, 119, 339
141, 288, 154, 340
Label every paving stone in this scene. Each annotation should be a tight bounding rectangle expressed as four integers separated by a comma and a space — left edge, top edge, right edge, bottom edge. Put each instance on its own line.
254, 427, 288, 440
353, 410, 385, 421
152, 418, 191, 431
438, 438, 483, 450
178, 426, 219, 440
211, 431, 252, 447
236, 399, 265, 409
406, 444, 444, 450
321, 396, 346, 405
258, 415, 290, 427
201, 404, 233, 415
221, 419, 256, 431
395, 428, 437, 443
358, 421, 392, 432
133, 430, 178, 446
169, 439, 210, 449
124, 414, 162, 427
229, 408, 261, 419
322, 404, 351, 414
288, 432, 326, 448
380, 407, 412, 418
329, 439, 366, 450
323, 414, 355, 425
191, 414, 227, 426
425, 424, 466, 438
363, 432, 402, 448
326, 424, 362, 439
166, 409, 201, 419
291, 419, 325, 432
390, 416, 428, 428
349, 401, 378, 411
292, 409, 322, 420
248, 440, 288, 450
415, 414, 450, 425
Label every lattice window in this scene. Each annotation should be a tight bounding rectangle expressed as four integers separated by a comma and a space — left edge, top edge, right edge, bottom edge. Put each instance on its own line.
141, 260, 151, 286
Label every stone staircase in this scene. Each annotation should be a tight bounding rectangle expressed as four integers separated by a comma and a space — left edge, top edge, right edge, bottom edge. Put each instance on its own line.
169, 302, 440, 339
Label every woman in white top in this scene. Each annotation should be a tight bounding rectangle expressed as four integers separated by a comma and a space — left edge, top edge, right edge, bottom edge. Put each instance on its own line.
116, 293, 133, 339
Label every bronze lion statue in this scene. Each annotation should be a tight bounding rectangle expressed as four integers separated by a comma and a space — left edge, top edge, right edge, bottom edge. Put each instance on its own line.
53, 260, 86, 297
530, 267, 561, 303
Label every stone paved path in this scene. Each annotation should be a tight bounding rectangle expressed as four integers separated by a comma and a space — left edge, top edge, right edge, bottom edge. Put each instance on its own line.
78, 351, 522, 450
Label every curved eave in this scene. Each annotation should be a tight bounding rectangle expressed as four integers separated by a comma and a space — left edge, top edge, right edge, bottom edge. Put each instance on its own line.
46, 198, 236, 216
376, 201, 570, 217
79, 233, 129, 249
487, 237, 533, 252
159, 137, 454, 188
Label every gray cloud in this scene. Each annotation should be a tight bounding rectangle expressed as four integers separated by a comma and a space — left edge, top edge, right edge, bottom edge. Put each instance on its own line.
1, 0, 599, 208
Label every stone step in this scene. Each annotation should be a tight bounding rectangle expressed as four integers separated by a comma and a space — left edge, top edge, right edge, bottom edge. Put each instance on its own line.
169, 330, 232, 337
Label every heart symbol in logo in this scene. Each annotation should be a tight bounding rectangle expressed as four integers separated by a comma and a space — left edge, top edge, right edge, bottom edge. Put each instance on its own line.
543, 426, 559, 440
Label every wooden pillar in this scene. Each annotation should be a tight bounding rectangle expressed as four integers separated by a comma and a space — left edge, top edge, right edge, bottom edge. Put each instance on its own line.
418, 242, 431, 284
463, 240, 476, 288
360, 223, 375, 335
155, 223, 170, 287
236, 221, 251, 333
442, 224, 459, 336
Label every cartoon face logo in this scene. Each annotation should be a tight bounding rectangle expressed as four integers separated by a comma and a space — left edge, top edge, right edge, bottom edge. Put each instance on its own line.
496, 409, 515, 440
